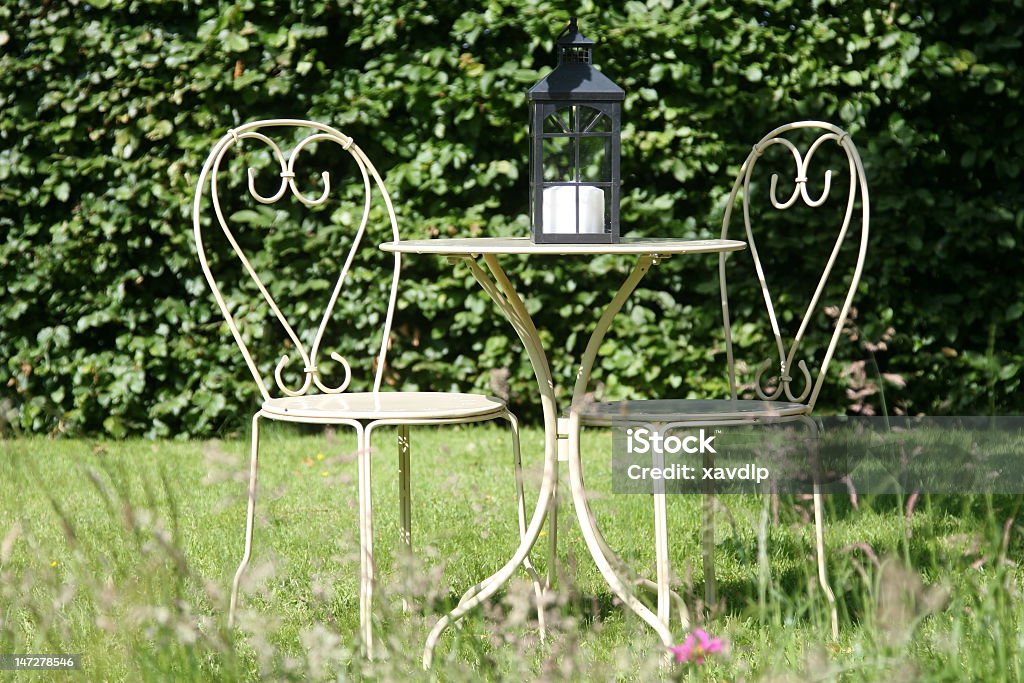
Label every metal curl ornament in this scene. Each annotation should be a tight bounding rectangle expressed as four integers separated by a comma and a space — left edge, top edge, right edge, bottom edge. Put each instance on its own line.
311, 351, 353, 394
754, 133, 842, 210
753, 358, 812, 402
245, 130, 338, 207
273, 351, 353, 397
273, 353, 315, 397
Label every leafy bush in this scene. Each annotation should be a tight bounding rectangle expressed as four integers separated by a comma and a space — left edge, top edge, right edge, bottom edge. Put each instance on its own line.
1, 0, 1022, 437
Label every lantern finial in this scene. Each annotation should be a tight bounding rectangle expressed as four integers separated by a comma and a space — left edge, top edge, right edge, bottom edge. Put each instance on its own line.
557, 17, 594, 65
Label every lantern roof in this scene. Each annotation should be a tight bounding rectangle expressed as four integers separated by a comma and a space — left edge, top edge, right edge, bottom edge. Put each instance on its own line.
528, 19, 624, 102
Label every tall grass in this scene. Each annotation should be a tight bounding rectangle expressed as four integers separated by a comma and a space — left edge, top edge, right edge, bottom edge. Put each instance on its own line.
1, 429, 1022, 681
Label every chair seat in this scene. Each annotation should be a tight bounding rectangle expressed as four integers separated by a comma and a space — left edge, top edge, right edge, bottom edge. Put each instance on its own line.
262, 391, 506, 421
577, 398, 809, 426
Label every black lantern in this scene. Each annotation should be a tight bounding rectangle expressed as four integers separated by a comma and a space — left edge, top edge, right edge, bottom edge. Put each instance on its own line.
528, 18, 624, 244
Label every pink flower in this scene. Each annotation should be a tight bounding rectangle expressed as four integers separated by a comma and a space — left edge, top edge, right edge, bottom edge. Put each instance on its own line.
670, 629, 724, 665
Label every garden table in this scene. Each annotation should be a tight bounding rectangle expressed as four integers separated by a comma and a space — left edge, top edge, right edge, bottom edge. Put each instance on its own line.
379, 236, 746, 653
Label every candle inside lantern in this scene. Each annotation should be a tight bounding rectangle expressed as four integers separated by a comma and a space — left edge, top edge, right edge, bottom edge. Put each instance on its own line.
542, 185, 605, 234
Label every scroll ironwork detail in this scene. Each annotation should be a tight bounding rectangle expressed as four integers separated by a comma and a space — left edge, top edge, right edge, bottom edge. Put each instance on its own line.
193, 119, 401, 401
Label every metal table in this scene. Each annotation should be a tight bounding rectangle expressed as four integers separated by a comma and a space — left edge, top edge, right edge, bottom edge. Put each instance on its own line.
380, 235, 747, 652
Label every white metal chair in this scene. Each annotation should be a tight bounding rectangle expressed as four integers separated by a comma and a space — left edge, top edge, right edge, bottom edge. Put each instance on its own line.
191, 119, 541, 658
575, 120, 869, 641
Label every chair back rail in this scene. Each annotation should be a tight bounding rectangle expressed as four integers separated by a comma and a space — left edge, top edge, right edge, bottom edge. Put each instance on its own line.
192, 119, 400, 402
718, 121, 870, 410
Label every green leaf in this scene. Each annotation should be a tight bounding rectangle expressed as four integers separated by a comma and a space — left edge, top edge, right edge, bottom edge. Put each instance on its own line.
230, 209, 272, 227
223, 32, 249, 52
840, 71, 863, 86
145, 120, 174, 141
102, 416, 127, 439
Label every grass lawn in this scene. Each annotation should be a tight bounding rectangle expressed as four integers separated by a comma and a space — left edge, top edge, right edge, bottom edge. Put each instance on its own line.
1, 425, 1022, 681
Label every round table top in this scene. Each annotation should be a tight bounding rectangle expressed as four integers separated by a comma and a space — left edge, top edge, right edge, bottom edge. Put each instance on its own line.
379, 236, 747, 256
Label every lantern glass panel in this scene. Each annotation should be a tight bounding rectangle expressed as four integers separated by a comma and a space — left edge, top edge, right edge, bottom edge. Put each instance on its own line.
542, 135, 575, 182
579, 136, 610, 182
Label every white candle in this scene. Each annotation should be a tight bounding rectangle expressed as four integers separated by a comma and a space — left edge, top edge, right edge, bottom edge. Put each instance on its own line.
542, 185, 605, 234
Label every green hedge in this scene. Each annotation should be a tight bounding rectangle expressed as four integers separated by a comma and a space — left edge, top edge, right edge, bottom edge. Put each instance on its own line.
2, 0, 1022, 438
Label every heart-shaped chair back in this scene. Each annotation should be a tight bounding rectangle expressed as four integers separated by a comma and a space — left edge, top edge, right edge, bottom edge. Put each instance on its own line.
719, 121, 870, 410
192, 119, 400, 401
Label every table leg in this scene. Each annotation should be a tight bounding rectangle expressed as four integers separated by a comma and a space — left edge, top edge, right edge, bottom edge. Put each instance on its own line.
478, 253, 563, 584
421, 256, 558, 667
451, 253, 684, 652
565, 255, 677, 649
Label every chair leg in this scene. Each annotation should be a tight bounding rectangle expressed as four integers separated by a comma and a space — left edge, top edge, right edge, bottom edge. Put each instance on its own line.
229, 412, 261, 628
582, 422, 688, 630
653, 491, 671, 626
701, 495, 717, 609
508, 412, 546, 640
806, 418, 838, 640
757, 492, 772, 621
701, 444, 720, 610
358, 424, 375, 659
813, 487, 839, 640
397, 424, 412, 613
398, 425, 412, 553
